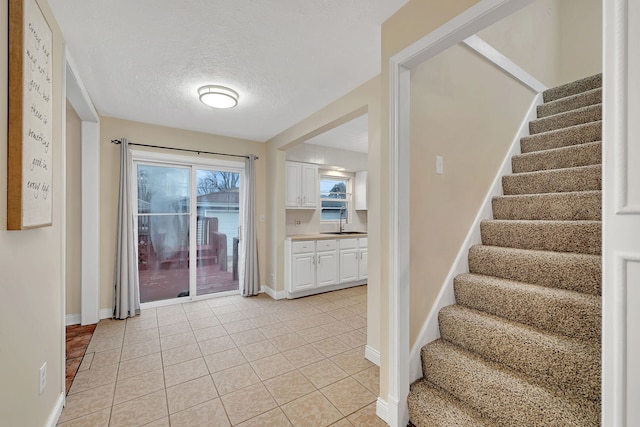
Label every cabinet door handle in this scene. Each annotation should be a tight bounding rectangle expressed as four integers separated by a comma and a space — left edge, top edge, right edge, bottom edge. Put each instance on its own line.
318, 255, 321, 264
303, 196, 306, 205
297, 196, 301, 205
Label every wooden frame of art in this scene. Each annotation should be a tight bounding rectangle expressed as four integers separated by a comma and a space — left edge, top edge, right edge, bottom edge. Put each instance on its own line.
8, 0, 53, 230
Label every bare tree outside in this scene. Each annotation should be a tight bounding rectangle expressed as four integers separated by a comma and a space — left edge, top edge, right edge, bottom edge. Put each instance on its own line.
197, 171, 240, 195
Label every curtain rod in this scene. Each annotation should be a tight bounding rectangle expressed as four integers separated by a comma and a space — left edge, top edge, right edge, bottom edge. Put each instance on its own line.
110, 139, 258, 160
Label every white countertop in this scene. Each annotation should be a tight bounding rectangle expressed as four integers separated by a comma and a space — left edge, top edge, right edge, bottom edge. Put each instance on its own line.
286, 233, 368, 241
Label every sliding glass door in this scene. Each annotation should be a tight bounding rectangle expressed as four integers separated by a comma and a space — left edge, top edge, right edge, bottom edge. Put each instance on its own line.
195, 168, 240, 296
134, 153, 243, 304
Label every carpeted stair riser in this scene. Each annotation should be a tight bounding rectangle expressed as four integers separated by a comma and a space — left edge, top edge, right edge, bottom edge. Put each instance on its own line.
512, 141, 601, 173
421, 340, 600, 426
520, 120, 601, 153
408, 380, 495, 427
438, 305, 600, 401
502, 164, 601, 195
542, 73, 602, 103
468, 245, 601, 295
529, 103, 601, 135
537, 88, 602, 118
454, 273, 601, 341
480, 220, 601, 255
492, 191, 601, 221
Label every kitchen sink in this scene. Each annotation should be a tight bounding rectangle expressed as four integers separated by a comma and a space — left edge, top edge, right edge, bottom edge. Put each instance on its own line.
321, 231, 368, 235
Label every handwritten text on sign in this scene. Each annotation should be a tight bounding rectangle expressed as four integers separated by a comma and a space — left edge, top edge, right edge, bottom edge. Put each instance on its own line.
21, 0, 53, 227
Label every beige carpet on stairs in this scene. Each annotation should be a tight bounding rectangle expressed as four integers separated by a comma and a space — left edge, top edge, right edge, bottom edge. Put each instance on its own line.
408, 73, 602, 427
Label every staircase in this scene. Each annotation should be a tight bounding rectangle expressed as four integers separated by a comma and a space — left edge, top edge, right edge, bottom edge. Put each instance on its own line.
407, 74, 602, 426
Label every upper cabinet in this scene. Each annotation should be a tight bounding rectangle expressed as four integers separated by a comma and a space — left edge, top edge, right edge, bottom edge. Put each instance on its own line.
286, 161, 318, 209
355, 170, 368, 211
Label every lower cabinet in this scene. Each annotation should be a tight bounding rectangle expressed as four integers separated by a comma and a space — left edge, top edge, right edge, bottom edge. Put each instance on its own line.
339, 238, 368, 283
285, 237, 367, 297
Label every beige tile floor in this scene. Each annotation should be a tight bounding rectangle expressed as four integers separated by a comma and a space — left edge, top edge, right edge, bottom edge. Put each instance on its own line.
58, 286, 386, 427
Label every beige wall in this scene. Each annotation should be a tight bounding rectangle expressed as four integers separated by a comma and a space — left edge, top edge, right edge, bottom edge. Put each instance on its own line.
0, 0, 66, 424
478, 0, 602, 87
477, 0, 562, 86
380, 0, 482, 400
557, 0, 602, 84
66, 101, 82, 316
409, 44, 534, 345
99, 117, 267, 311
265, 75, 381, 362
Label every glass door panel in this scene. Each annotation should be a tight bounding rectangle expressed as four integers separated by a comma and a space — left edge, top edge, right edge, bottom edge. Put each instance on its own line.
137, 164, 191, 303
195, 169, 240, 295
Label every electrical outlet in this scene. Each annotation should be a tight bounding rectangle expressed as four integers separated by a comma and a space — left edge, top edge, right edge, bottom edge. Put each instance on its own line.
259, 214, 265, 222
39, 362, 46, 394
295, 219, 301, 226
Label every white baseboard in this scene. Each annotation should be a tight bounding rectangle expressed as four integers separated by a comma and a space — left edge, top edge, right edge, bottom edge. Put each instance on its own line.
66, 309, 113, 325
365, 345, 381, 366
46, 392, 65, 427
260, 285, 287, 300
65, 314, 81, 326
99, 308, 113, 320
408, 93, 544, 383
376, 397, 389, 425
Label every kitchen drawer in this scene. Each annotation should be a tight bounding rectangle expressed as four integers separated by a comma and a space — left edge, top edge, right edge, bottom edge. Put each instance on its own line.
292, 241, 315, 254
316, 239, 337, 251
339, 238, 358, 250
359, 237, 368, 248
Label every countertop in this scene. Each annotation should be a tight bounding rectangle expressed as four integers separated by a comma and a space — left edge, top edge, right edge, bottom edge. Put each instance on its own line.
286, 232, 368, 241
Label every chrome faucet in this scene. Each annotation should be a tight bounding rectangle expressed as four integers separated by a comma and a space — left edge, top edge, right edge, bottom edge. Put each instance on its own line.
339, 206, 346, 233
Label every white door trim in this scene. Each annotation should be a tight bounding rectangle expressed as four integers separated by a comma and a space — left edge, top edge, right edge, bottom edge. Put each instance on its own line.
65, 50, 100, 325
602, 0, 640, 424
386, 0, 534, 425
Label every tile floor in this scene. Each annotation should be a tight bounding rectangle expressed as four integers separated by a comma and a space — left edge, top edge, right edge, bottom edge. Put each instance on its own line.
58, 285, 385, 426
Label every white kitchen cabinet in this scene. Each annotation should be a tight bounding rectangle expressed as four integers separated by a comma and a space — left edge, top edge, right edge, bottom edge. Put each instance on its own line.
290, 241, 316, 292
358, 243, 368, 280
286, 239, 338, 293
355, 170, 368, 210
339, 237, 368, 283
286, 161, 318, 209
339, 239, 359, 283
316, 240, 339, 287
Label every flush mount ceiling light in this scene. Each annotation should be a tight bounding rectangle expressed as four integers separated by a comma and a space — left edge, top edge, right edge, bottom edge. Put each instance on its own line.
198, 85, 239, 109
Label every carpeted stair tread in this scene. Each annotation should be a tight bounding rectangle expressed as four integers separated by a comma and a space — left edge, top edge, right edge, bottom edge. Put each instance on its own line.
421, 339, 600, 426
492, 190, 601, 221
512, 141, 601, 173
409, 379, 497, 427
537, 87, 602, 118
468, 245, 601, 295
543, 73, 602, 103
438, 305, 601, 401
480, 219, 601, 255
529, 103, 601, 135
520, 120, 601, 153
502, 164, 601, 195
454, 273, 601, 341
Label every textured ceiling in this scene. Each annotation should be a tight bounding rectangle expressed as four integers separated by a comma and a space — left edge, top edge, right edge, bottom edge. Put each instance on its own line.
306, 114, 368, 153
49, 0, 408, 143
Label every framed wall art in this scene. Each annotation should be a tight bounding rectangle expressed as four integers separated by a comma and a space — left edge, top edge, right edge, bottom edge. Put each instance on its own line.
8, 0, 53, 230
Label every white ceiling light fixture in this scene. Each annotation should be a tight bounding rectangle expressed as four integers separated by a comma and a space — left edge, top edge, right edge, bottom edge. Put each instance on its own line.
198, 85, 239, 109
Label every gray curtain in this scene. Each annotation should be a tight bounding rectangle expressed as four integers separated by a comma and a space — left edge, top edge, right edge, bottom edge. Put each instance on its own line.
240, 154, 260, 296
113, 138, 141, 319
